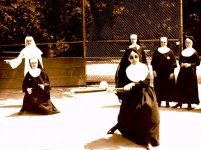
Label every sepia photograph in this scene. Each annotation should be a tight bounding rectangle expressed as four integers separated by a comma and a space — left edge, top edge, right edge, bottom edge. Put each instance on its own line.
0, 0, 201, 150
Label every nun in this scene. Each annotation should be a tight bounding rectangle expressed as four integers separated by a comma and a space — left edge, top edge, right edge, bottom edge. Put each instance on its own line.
4, 36, 43, 76
107, 49, 160, 149
173, 36, 200, 109
18, 57, 60, 115
151, 37, 177, 107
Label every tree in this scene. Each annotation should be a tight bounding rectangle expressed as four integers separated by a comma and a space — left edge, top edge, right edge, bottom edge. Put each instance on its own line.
183, 0, 201, 54
0, 0, 85, 57
0, 0, 51, 44
88, 0, 180, 40
88, 0, 116, 40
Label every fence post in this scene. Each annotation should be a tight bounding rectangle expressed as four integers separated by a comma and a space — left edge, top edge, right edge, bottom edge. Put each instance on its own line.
82, 0, 86, 59
179, 0, 183, 53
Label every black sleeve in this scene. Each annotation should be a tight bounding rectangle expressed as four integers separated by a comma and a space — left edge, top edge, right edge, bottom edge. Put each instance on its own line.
22, 73, 30, 92
41, 70, 51, 90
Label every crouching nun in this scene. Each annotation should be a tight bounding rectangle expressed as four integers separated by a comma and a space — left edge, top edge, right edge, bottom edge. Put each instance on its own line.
107, 49, 160, 149
18, 57, 60, 115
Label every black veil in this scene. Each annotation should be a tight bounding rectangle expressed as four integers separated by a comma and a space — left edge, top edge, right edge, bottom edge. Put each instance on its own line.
115, 49, 138, 88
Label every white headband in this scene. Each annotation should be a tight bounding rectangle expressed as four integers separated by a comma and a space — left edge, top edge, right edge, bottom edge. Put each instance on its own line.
160, 37, 167, 42
130, 34, 137, 39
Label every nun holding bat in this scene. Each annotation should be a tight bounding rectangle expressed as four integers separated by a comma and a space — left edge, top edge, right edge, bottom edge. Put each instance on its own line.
107, 49, 160, 149
18, 57, 60, 115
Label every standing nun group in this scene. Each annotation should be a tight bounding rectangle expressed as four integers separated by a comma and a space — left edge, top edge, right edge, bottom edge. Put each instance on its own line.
151, 36, 200, 109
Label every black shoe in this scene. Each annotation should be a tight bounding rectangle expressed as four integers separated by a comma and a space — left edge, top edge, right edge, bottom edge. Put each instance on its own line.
187, 104, 194, 110
172, 103, 182, 108
150, 138, 160, 147
146, 143, 153, 150
18, 111, 25, 115
107, 124, 118, 134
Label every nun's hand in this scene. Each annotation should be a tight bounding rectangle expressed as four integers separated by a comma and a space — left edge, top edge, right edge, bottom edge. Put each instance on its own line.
124, 83, 135, 91
27, 88, 32, 94
181, 63, 191, 68
153, 71, 157, 77
169, 73, 174, 79
38, 84, 45, 90
4, 59, 11, 64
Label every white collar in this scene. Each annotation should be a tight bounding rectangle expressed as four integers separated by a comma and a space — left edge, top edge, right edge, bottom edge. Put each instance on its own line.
158, 47, 170, 54
181, 47, 195, 57
129, 44, 140, 49
126, 62, 148, 82
29, 68, 41, 77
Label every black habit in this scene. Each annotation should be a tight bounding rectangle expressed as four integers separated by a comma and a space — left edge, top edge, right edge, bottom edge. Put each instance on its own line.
115, 49, 160, 146
20, 70, 60, 115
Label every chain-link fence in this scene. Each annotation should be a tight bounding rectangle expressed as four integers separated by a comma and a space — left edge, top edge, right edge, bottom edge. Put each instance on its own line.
86, 0, 180, 83
0, 0, 181, 85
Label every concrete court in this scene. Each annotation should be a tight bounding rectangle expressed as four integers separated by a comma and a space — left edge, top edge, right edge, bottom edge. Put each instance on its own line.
1, 63, 201, 150
0, 86, 201, 150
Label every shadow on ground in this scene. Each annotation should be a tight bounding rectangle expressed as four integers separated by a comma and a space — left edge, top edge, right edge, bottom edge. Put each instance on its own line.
84, 133, 144, 150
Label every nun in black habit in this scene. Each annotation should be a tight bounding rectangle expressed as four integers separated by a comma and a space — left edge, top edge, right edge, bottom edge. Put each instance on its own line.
107, 49, 160, 149
18, 57, 60, 115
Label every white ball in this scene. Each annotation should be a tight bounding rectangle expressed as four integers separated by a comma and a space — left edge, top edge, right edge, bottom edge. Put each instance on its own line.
99, 81, 108, 89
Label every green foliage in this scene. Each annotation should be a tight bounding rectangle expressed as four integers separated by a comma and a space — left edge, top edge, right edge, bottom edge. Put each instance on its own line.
88, 0, 180, 40
0, 0, 87, 57
183, 0, 201, 52
0, 0, 50, 44
0, 0, 85, 45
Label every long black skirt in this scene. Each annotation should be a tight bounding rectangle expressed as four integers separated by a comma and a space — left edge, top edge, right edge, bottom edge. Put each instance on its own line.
20, 89, 60, 115
117, 86, 160, 146
176, 67, 200, 104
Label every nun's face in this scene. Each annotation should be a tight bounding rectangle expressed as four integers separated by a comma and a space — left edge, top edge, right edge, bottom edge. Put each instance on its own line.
26, 39, 32, 46
185, 38, 193, 48
160, 37, 168, 47
160, 40, 167, 47
130, 35, 137, 44
128, 51, 139, 64
30, 58, 38, 69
